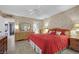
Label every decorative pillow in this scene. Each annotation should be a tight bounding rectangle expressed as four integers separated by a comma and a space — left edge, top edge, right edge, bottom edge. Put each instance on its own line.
49, 31, 56, 35
60, 31, 65, 35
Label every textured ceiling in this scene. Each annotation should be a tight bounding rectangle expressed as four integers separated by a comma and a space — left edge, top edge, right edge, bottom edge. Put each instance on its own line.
0, 5, 76, 19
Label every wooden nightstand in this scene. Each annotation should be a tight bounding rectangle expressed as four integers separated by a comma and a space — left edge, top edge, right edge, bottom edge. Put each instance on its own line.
70, 37, 79, 51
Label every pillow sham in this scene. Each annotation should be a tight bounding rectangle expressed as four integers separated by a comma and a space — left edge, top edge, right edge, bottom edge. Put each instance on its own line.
56, 31, 61, 35
60, 31, 65, 35
49, 31, 56, 35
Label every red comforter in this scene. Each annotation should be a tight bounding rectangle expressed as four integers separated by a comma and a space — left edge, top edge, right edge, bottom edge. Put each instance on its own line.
28, 34, 69, 54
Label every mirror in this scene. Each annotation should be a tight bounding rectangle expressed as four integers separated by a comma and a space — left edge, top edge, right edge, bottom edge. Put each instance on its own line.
19, 22, 31, 32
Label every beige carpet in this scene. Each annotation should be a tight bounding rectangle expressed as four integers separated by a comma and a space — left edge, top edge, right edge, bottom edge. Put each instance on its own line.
62, 49, 79, 54
8, 40, 79, 54
15, 40, 36, 54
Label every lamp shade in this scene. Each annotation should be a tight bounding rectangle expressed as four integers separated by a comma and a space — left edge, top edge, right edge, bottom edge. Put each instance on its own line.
74, 24, 79, 28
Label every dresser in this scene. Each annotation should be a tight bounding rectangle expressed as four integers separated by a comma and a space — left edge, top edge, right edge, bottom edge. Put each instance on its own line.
0, 36, 7, 54
15, 31, 33, 41
70, 36, 79, 51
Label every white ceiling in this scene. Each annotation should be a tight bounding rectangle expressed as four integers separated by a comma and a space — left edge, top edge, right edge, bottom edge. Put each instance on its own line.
0, 5, 76, 19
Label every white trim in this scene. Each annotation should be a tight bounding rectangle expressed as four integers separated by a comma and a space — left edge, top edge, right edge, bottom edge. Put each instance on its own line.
29, 40, 42, 54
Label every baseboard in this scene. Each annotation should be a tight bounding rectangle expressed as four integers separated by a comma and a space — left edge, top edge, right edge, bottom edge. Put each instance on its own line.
15, 39, 28, 42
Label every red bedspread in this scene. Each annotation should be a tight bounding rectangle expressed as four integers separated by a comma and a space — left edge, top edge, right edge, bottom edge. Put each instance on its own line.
28, 34, 69, 54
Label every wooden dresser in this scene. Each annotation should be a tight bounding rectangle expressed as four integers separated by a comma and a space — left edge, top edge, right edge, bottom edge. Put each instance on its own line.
15, 31, 32, 41
0, 36, 7, 54
70, 36, 79, 51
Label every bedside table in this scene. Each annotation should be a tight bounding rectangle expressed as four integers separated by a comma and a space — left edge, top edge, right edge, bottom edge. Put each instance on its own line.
70, 37, 79, 51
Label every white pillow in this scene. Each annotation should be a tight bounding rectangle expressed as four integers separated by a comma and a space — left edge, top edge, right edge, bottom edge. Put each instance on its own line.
56, 31, 61, 35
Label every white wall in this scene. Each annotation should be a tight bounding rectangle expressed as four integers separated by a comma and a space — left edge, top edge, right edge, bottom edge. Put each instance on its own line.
43, 13, 74, 29
0, 16, 6, 36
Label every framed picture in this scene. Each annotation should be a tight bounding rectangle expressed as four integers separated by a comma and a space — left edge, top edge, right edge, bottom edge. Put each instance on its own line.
5, 24, 8, 32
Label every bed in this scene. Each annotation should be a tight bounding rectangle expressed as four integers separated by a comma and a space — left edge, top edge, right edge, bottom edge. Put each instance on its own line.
27, 28, 70, 54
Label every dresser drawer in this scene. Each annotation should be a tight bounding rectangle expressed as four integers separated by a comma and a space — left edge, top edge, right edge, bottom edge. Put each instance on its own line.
0, 36, 7, 54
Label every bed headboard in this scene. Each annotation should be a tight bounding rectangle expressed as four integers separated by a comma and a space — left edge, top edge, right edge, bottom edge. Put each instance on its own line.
48, 28, 70, 37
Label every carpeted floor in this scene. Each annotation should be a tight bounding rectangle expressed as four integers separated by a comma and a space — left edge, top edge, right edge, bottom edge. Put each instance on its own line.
62, 49, 79, 54
15, 40, 36, 54
8, 40, 79, 54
